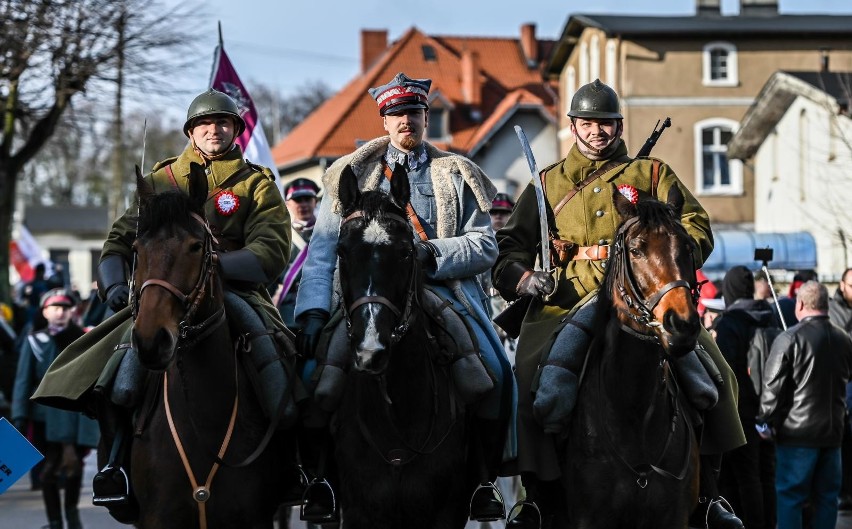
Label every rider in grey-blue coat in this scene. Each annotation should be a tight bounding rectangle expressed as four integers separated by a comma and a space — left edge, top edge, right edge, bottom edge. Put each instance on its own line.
294, 72, 516, 524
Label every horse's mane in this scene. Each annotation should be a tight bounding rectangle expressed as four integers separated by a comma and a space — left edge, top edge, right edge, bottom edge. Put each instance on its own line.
138, 190, 204, 237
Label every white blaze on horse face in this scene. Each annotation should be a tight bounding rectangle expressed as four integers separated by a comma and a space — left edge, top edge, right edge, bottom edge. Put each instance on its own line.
362, 219, 391, 246
356, 279, 384, 367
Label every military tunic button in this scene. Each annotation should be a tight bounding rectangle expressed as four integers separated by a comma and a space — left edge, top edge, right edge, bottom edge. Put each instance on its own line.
601, 261, 607, 269
595, 210, 604, 217
593, 187, 601, 193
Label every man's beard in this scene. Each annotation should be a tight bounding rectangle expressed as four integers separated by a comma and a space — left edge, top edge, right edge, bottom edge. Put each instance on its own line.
398, 128, 421, 151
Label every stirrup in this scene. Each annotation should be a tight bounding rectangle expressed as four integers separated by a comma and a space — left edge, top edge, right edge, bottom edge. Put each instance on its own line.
280, 465, 310, 507
300, 477, 338, 523
507, 499, 542, 529
92, 465, 130, 506
469, 481, 506, 522
706, 496, 743, 529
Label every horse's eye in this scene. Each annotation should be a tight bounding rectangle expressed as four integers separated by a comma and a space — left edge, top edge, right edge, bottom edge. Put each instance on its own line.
190, 241, 204, 253
629, 247, 643, 258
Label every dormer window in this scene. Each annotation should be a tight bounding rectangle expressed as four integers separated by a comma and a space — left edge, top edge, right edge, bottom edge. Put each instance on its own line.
427, 92, 453, 142
422, 45, 437, 62
702, 42, 738, 87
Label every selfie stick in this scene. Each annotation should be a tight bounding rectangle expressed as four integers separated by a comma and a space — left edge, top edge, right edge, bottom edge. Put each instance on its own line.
759, 254, 787, 331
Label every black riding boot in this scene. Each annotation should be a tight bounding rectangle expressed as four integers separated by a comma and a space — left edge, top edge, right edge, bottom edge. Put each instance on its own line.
689, 454, 744, 529
299, 427, 339, 524
507, 472, 567, 529
92, 405, 139, 524
469, 418, 507, 522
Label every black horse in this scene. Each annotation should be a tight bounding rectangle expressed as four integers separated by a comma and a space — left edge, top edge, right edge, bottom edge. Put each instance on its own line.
99, 165, 295, 529
561, 185, 701, 528
330, 164, 474, 529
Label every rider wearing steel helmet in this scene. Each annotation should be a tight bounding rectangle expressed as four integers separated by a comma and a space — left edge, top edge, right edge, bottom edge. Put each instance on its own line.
35, 89, 293, 524
493, 79, 745, 529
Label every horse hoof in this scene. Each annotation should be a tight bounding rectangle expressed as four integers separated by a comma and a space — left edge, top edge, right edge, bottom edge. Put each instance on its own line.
507, 500, 542, 529
469, 482, 506, 522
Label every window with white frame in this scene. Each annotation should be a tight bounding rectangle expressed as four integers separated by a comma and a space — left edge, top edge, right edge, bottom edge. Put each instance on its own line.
605, 39, 617, 86
694, 118, 742, 195
565, 66, 576, 116
579, 42, 589, 86
589, 35, 600, 82
702, 42, 738, 87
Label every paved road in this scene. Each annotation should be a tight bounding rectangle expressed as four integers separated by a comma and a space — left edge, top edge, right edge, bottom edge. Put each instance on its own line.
4, 453, 852, 528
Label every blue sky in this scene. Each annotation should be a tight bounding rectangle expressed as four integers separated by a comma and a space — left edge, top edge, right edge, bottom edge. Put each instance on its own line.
163, 0, 851, 107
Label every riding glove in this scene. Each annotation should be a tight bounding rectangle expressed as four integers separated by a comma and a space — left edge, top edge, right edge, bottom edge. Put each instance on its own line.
105, 283, 130, 312
296, 309, 330, 358
516, 270, 555, 298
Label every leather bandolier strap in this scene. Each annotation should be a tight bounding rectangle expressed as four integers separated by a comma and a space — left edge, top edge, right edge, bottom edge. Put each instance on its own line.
382, 163, 429, 242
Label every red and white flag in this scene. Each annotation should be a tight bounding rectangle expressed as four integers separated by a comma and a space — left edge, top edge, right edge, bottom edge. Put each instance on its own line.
209, 45, 280, 182
10, 224, 51, 283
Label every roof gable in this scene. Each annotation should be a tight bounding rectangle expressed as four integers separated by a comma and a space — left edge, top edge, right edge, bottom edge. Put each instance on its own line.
272, 27, 556, 170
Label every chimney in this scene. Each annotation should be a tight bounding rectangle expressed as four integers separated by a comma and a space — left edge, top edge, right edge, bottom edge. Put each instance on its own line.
361, 29, 387, 74
696, 0, 721, 16
520, 23, 538, 66
461, 49, 481, 107
739, 0, 779, 16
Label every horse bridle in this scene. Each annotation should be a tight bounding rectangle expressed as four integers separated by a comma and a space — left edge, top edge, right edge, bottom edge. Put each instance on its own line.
611, 217, 699, 336
131, 212, 225, 344
340, 210, 418, 344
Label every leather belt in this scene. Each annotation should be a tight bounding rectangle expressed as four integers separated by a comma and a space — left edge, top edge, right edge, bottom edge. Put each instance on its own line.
572, 244, 609, 261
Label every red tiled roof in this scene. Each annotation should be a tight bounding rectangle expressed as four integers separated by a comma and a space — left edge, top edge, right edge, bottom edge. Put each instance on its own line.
272, 27, 557, 170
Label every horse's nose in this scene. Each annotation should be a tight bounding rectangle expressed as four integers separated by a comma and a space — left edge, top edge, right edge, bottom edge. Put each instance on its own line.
132, 327, 176, 371
355, 346, 386, 373
663, 309, 700, 338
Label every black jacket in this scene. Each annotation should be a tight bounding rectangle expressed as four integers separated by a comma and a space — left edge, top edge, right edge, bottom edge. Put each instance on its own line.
829, 289, 852, 335
758, 315, 852, 447
714, 298, 780, 424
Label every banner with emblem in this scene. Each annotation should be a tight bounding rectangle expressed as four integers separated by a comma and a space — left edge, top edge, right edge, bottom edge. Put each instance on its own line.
209, 42, 281, 184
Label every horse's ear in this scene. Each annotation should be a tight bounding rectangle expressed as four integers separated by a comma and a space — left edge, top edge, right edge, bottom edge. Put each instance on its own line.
666, 184, 685, 217
612, 187, 637, 219
339, 164, 361, 215
136, 165, 154, 201
188, 162, 209, 211
389, 162, 410, 210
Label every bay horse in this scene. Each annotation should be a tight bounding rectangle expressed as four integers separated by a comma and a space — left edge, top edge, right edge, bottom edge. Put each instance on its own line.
331, 164, 474, 529
102, 164, 295, 529
561, 185, 701, 528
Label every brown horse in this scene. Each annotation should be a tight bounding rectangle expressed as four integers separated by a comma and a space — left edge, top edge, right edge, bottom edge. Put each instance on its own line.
105, 165, 295, 529
561, 185, 701, 528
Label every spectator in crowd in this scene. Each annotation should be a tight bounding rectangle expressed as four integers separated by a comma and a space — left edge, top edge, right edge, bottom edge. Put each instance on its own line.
758, 281, 852, 529
21, 263, 50, 328
12, 288, 99, 529
715, 265, 781, 529
754, 270, 775, 302
777, 270, 818, 328
828, 267, 852, 510
276, 178, 320, 329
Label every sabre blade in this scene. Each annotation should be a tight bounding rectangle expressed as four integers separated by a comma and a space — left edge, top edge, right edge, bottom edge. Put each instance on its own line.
514, 125, 550, 272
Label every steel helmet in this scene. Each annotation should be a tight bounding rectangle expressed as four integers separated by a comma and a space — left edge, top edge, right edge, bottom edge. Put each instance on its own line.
183, 89, 246, 137
568, 79, 623, 119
